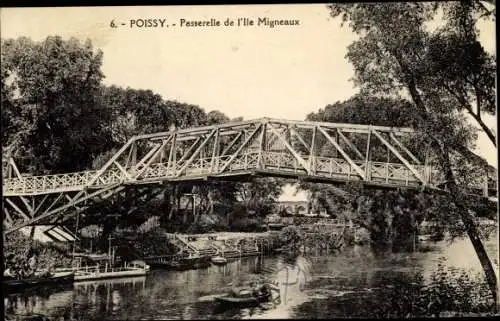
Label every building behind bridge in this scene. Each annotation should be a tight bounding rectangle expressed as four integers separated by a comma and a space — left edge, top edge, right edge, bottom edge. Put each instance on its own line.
273, 200, 329, 217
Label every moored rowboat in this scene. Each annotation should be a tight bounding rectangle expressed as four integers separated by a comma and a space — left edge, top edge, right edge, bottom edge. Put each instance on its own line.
74, 267, 147, 282
211, 256, 227, 265
3, 272, 75, 292
215, 289, 271, 307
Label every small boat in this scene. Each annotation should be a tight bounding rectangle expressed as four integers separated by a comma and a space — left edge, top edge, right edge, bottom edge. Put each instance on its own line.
215, 288, 271, 307
74, 267, 147, 282
5, 313, 51, 321
74, 261, 148, 282
74, 275, 146, 288
171, 255, 211, 271
211, 256, 227, 265
3, 271, 75, 293
129, 260, 150, 272
146, 255, 211, 271
147, 261, 174, 269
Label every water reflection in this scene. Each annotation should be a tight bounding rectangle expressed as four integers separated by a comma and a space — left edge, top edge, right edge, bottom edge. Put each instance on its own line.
5, 234, 498, 320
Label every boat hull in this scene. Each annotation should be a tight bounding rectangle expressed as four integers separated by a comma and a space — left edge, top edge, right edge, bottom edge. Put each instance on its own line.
211, 256, 228, 265
147, 256, 211, 271
3, 272, 75, 293
215, 292, 271, 307
74, 269, 146, 282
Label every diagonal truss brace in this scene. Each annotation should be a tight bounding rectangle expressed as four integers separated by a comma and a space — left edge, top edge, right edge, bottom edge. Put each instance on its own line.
317, 126, 366, 180
267, 123, 311, 175
389, 133, 421, 165
337, 130, 364, 160
371, 129, 426, 184
5, 183, 124, 234
218, 124, 262, 173
176, 129, 216, 177
289, 126, 311, 153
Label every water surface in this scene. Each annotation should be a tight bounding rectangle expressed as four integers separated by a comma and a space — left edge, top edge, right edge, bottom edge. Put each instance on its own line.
5, 234, 498, 320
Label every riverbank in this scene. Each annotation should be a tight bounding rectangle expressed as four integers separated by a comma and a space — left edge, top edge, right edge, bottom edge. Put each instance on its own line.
145, 231, 283, 261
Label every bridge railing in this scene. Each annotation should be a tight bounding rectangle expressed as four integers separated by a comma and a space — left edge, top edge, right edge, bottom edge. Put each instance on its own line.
3, 170, 100, 194
2, 151, 495, 196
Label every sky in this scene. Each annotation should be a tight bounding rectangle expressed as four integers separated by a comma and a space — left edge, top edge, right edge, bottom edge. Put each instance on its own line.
1, 4, 496, 202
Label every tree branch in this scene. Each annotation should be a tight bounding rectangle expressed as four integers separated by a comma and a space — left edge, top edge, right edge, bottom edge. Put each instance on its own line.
440, 80, 497, 147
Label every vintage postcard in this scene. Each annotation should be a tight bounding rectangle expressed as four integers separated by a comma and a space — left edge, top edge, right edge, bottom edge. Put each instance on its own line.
1, 3, 498, 320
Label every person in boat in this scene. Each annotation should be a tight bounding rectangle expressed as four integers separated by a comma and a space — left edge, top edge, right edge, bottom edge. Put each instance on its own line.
256, 283, 272, 298
249, 282, 262, 297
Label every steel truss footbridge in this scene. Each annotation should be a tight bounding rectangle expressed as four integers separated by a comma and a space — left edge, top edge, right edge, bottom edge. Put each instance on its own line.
2, 118, 497, 235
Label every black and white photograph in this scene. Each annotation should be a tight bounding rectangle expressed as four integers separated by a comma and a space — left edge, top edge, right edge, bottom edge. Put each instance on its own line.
1, 2, 498, 320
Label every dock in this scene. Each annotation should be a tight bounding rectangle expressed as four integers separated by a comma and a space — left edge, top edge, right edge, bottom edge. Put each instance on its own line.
55, 261, 149, 282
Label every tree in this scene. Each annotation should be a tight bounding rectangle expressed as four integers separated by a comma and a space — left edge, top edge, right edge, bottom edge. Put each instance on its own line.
234, 177, 286, 215
206, 110, 231, 125
1, 36, 113, 173
98, 85, 177, 146
279, 225, 303, 251
427, 1, 496, 146
169, 102, 208, 129
327, 1, 497, 302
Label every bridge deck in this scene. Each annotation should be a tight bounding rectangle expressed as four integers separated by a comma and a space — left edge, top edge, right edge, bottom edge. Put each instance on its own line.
3, 151, 495, 197
2, 118, 497, 234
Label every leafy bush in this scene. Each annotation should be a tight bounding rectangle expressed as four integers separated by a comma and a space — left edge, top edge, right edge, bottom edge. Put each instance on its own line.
4, 231, 73, 271
368, 258, 496, 317
133, 230, 178, 257
279, 225, 303, 249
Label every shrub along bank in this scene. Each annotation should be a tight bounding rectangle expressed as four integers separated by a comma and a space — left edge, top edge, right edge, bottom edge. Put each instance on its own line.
4, 231, 73, 277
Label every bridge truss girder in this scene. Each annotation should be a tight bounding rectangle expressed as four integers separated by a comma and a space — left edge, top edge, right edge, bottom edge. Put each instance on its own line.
3, 118, 496, 234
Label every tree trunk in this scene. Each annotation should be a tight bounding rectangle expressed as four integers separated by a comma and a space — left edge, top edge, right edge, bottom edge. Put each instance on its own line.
437, 144, 498, 304
467, 105, 496, 148
442, 81, 497, 148
401, 61, 498, 303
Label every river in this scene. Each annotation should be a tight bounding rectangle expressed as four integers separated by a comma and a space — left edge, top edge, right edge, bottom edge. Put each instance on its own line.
4, 233, 498, 320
